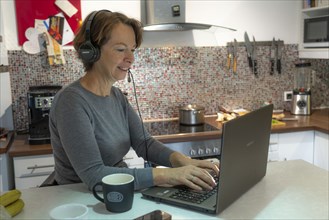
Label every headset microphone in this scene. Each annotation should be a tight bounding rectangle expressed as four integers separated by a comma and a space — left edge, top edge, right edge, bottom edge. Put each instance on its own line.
129, 68, 151, 167
127, 69, 132, 83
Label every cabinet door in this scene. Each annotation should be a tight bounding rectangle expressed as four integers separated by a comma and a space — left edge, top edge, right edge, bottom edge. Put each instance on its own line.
278, 131, 314, 163
13, 154, 54, 189
268, 134, 279, 162
314, 131, 329, 171
0, 153, 14, 191
0, 154, 3, 191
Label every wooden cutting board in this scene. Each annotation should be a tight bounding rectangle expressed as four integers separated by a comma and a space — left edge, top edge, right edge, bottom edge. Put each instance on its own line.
271, 119, 286, 126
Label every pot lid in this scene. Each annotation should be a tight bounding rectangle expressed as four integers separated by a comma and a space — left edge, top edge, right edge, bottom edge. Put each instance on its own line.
180, 104, 205, 111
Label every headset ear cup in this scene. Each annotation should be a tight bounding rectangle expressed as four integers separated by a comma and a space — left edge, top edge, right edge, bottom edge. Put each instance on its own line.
93, 44, 101, 62
78, 41, 100, 63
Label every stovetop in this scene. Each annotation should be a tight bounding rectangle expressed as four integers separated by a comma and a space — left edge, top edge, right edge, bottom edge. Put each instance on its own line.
143, 120, 220, 136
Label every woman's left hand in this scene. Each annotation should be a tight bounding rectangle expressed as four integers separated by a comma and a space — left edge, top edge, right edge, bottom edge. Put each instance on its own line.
170, 152, 220, 176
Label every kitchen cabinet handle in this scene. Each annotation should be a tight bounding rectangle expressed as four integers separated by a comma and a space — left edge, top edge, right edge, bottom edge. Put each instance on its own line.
27, 164, 54, 170
19, 171, 53, 178
123, 156, 134, 160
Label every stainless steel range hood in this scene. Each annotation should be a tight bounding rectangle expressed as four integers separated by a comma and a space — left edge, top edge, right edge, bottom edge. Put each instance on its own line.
141, 0, 236, 32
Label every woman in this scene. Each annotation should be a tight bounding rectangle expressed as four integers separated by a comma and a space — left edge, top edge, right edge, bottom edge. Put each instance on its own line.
49, 10, 219, 191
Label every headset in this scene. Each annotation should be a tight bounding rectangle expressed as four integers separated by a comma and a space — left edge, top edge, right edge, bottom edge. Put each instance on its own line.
78, 10, 112, 63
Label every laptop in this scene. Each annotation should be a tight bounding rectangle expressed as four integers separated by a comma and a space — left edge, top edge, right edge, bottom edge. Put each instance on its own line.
141, 104, 273, 214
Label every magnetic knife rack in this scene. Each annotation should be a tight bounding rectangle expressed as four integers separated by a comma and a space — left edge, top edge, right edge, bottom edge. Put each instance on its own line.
226, 40, 284, 47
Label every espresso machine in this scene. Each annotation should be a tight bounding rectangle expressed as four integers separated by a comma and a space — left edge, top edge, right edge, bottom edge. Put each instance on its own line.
291, 62, 312, 115
28, 85, 62, 144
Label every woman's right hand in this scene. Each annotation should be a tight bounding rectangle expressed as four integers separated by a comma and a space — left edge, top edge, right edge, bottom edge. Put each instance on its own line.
152, 165, 217, 191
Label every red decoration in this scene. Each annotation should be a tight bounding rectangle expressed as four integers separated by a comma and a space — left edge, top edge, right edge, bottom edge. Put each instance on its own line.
14, 0, 82, 45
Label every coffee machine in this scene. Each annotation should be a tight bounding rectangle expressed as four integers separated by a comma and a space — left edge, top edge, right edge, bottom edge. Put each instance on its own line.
28, 85, 62, 144
291, 62, 312, 115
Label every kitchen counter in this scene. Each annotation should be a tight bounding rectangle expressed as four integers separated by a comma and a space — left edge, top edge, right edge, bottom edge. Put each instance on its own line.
8, 109, 329, 157
13, 160, 329, 219
153, 108, 329, 143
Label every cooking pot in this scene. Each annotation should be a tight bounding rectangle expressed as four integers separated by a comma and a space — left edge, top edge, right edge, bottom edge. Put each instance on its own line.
179, 104, 205, 125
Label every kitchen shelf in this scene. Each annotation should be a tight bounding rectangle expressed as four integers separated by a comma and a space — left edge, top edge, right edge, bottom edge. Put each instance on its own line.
299, 48, 329, 59
299, 3, 329, 59
302, 5, 329, 16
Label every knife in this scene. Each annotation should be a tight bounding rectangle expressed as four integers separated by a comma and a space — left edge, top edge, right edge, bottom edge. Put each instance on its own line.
244, 32, 253, 68
252, 36, 258, 76
227, 42, 233, 71
233, 39, 238, 74
276, 39, 282, 74
270, 38, 276, 75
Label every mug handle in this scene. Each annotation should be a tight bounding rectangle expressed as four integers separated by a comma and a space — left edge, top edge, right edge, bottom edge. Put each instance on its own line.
92, 182, 104, 203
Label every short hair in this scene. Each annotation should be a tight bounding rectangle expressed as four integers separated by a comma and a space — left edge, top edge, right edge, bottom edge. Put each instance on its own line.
73, 10, 143, 71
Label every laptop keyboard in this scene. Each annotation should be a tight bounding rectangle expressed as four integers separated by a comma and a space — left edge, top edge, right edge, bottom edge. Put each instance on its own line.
169, 176, 219, 204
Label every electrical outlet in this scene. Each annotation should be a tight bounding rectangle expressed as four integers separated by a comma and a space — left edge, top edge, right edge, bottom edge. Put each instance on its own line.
284, 91, 293, 101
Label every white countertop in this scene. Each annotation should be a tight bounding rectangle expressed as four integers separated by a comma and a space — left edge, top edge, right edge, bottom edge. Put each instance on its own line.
14, 160, 329, 219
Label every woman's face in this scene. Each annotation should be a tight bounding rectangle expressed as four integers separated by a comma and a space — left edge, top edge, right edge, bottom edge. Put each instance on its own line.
97, 23, 136, 82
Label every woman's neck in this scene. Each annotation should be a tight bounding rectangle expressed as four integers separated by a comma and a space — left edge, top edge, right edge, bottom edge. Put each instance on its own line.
80, 71, 114, 97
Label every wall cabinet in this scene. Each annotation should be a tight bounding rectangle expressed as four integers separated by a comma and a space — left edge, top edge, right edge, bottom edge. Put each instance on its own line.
314, 131, 329, 171
299, 4, 329, 59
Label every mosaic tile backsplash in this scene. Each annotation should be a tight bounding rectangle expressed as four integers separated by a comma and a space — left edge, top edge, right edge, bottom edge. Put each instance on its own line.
8, 45, 329, 131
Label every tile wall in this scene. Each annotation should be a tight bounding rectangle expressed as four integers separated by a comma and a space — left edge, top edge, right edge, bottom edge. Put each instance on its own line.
8, 45, 329, 131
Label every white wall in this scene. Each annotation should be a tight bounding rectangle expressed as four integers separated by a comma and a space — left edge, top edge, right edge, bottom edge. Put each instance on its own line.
0, 1, 14, 130
2, 0, 301, 49
187, 0, 301, 45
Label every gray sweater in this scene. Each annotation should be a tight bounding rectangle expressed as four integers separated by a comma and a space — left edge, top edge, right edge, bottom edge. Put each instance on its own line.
49, 80, 175, 190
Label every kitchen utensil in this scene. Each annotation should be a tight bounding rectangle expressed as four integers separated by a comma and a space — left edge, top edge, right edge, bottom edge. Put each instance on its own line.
233, 39, 238, 74
179, 104, 205, 125
291, 62, 312, 115
279, 118, 299, 121
226, 43, 233, 71
252, 36, 258, 76
244, 32, 253, 68
276, 39, 282, 74
270, 38, 276, 75
218, 106, 239, 117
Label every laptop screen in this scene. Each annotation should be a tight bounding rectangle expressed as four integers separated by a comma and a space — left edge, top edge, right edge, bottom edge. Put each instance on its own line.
216, 104, 273, 213
141, 104, 273, 215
